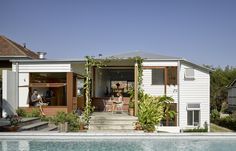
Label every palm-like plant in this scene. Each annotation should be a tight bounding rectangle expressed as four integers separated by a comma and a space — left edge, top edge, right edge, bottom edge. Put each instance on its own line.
138, 94, 174, 132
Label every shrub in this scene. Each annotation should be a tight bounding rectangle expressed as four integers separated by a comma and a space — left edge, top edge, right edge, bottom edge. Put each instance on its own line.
210, 109, 220, 122
138, 94, 174, 132
6, 115, 22, 126
221, 101, 228, 113
27, 108, 41, 117
16, 108, 27, 117
51, 111, 80, 131
184, 127, 208, 132
231, 111, 236, 120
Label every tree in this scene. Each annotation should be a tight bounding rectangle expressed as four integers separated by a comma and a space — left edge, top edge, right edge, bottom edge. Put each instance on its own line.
207, 65, 236, 111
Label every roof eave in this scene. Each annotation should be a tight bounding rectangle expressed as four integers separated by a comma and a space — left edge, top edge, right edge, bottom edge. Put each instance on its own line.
10, 59, 86, 63
181, 60, 213, 73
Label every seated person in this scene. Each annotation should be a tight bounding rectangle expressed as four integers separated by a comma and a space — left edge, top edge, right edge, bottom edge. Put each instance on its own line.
31, 89, 48, 115
117, 92, 123, 103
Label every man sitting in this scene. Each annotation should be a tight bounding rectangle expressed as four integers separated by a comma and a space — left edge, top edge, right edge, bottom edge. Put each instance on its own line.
31, 89, 48, 116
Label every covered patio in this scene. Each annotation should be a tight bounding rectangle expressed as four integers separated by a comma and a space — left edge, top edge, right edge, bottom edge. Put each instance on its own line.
91, 59, 138, 113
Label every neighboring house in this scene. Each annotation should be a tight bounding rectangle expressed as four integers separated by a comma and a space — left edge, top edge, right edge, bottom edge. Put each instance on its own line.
0, 35, 39, 117
227, 79, 236, 111
2, 51, 211, 131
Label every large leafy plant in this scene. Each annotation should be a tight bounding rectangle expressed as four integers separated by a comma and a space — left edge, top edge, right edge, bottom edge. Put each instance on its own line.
138, 94, 174, 132
51, 111, 81, 131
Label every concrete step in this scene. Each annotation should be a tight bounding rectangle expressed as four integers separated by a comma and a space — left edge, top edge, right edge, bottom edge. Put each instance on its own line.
89, 124, 134, 130
20, 117, 41, 127
90, 119, 136, 125
90, 116, 138, 120
20, 121, 48, 131
39, 125, 58, 132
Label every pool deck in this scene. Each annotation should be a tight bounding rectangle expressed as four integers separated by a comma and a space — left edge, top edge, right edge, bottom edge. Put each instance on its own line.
1, 132, 236, 139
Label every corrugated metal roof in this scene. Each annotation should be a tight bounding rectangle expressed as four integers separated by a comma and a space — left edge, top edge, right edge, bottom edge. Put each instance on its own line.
103, 50, 183, 60
10, 50, 211, 72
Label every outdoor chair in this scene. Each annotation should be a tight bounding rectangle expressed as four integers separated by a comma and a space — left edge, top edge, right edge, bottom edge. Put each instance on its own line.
103, 99, 110, 112
112, 101, 123, 114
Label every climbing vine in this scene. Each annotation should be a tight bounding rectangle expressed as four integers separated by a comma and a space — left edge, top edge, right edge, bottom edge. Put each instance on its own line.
134, 56, 143, 91
82, 56, 107, 125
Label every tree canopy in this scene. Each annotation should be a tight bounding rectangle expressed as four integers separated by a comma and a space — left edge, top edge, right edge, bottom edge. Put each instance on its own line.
206, 65, 236, 111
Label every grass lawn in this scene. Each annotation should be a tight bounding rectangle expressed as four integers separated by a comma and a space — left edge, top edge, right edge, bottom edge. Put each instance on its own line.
210, 123, 233, 132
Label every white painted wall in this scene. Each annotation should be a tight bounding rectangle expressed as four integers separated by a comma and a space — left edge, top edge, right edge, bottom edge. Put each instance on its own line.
18, 73, 30, 107
143, 60, 178, 67
179, 62, 210, 129
12, 62, 72, 107
142, 69, 165, 96
12, 62, 71, 72
228, 87, 236, 106
2, 70, 16, 116
142, 69, 178, 103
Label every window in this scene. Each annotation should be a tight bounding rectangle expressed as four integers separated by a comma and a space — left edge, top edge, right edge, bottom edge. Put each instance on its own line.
185, 68, 195, 80
187, 103, 200, 126
77, 79, 84, 96
167, 67, 177, 85
187, 110, 200, 126
152, 69, 164, 85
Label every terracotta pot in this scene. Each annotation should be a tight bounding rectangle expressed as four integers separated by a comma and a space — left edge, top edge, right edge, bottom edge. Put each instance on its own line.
128, 108, 134, 116
2, 126, 20, 132
80, 124, 84, 130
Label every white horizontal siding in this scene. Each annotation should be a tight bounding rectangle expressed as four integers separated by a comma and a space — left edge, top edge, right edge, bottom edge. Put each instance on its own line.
179, 63, 210, 129
143, 61, 178, 67
142, 69, 178, 103
142, 69, 165, 96
19, 73, 29, 107
12, 63, 71, 72
166, 85, 178, 103
228, 88, 236, 105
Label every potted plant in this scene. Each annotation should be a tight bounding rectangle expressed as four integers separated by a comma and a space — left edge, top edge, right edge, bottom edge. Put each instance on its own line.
128, 100, 134, 116
3, 115, 21, 132
134, 121, 142, 130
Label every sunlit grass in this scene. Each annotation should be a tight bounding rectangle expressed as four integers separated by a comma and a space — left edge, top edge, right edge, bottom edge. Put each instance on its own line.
210, 123, 233, 132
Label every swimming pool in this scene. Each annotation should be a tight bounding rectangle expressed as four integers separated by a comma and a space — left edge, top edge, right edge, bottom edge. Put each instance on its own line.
0, 133, 235, 151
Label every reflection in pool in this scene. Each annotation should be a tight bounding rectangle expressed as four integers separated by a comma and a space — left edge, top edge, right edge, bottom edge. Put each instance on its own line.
0, 138, 236, 151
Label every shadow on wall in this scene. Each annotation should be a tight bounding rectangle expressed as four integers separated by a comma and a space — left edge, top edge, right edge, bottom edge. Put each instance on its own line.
2, 99, 15, 117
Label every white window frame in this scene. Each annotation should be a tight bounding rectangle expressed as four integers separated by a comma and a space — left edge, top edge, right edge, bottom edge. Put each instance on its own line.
184, 68, 195, 80
187, 103, 200, 126
151, 68, 164, 85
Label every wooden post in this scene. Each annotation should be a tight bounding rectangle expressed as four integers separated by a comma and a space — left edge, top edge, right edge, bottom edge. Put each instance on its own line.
134, 63, 138, 116
164, 67, 167, 95
67, 72, 73, 112
92, 66, 96, 97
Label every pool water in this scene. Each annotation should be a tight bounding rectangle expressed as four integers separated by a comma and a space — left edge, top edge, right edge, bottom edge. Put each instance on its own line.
0, 138, 235, 151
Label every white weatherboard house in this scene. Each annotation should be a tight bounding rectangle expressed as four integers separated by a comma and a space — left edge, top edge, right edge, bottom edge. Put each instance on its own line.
2, 51, 210, 131
228, 79, 236, 111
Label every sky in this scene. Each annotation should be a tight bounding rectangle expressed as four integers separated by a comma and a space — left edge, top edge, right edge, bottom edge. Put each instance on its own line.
0, 0, 236, 67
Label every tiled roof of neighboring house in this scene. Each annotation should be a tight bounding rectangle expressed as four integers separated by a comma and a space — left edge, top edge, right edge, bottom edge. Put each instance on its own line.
105, 50, 183, 60
0, 35, 39, 59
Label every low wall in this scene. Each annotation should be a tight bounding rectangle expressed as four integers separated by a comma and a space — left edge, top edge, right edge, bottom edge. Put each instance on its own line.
92, 97, 129, 112
20, 106, 68, 116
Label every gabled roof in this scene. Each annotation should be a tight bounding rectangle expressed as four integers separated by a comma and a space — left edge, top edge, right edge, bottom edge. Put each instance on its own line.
105, 50, 183, 60
228, 79, 236, 88
0, 35, 39, 59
